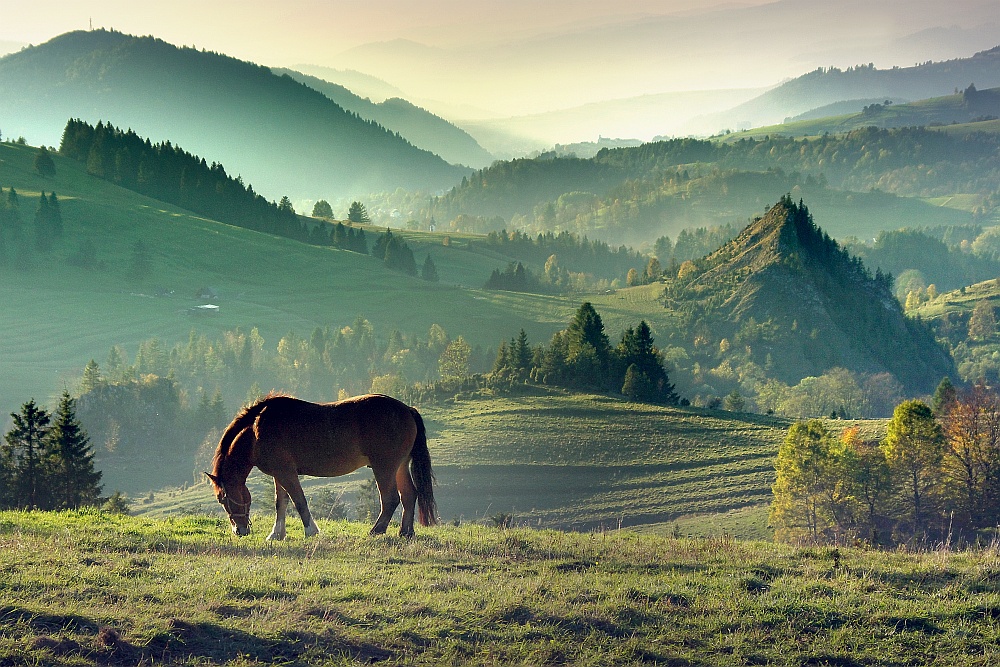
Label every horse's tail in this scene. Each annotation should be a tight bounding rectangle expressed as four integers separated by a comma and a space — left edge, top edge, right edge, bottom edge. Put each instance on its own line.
409, 407, 438, 526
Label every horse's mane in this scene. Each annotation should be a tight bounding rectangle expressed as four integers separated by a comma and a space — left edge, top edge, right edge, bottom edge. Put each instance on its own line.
210, 392, 291, 481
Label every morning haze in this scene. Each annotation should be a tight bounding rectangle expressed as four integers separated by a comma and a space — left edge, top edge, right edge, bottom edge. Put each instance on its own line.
2, 2, 1000, 664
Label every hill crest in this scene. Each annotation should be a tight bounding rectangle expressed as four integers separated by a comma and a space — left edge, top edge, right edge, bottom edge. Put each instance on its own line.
666, 197, 954, 392
0, 29, 468, 200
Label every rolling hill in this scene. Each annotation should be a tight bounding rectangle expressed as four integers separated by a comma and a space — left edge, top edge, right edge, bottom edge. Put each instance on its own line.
0, 30, 468, 202
274, 68, 494, 168
687, 45, 1000, 135
424, 127, 987, 246
0, 140, 584, 422
730, 86, 1000, 139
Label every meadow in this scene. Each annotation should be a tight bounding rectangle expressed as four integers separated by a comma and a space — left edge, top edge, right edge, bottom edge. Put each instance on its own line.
2, 510, 999, 666
130, 392, 796, 540
0, 141, 591, 418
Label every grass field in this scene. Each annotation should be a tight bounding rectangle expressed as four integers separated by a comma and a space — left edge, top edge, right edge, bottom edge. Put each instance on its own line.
0, 142, 595, 418
124, 392, 811, 540
3, 510, 1000, 666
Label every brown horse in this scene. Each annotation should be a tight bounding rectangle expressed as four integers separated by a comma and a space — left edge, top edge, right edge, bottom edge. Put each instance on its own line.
205, 393, 437, 539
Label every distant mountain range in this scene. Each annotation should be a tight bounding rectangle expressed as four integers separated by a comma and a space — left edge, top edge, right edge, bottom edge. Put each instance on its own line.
736, 86, 1000, 138
0, 30, 468, 201
687, 46, 1000, 135
274, 68, 494, 168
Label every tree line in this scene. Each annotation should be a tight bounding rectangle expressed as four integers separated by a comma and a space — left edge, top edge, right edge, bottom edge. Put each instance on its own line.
0, 185, 65, 269
59, 119, 306, 242
771, 379, 1000, 547
0, 392, 102, 511
490, 303, 678, 404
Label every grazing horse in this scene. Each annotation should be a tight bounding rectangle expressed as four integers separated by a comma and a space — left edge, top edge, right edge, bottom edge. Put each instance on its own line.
205, 393, 437, 539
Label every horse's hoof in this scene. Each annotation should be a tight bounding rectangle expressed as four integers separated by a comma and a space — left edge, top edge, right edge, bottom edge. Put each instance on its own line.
266, 532, 286, 541
304, 523, 320, 538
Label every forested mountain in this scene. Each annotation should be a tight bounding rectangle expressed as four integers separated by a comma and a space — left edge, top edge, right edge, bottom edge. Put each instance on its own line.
425, 126, 995, 245
661, 197, 954, 393
0, 30, 467, 200
275, 68, 494, 168
688, 46, 1000, 134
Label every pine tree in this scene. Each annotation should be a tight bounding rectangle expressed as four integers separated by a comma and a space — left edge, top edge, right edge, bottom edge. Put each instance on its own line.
80, 359, 103, 395
348, 201, 370, 223
33, 192, 53, 252
46, 391, 102, 509
129, 239, 153, 281
33, 146, 56, 178
512, 329, 532, 380
2, 400, 52, 509
47, 192, 63, 238
421, 255, 439, 282
931, 377, 957, 415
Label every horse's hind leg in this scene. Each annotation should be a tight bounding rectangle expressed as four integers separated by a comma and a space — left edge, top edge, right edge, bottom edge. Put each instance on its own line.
369, 466, 401, 536
396, 463, 417, 538
279, 473, 320, 537
267, 480, 290, 541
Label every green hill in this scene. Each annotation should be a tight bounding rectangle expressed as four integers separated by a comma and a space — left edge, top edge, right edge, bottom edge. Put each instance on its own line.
3, 510, 999, 667
0, 30, 467, 201
732, 86, 1000, 139
695, 45, 1000, 133
0, 140, 581, 420
423, 127, 989, 247
662, 197, 955, 393
275, 68, 494, 169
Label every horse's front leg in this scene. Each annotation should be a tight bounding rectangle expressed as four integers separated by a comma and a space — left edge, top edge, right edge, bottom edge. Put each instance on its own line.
281, 474, 320, 537
267, 480, 290, 541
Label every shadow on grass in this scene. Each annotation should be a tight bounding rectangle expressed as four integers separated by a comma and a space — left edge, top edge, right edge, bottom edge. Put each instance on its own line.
4, 607, 392, 665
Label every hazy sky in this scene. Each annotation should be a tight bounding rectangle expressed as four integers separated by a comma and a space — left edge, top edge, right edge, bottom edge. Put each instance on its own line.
4, 1, 999, 118
2, 1, 751, 57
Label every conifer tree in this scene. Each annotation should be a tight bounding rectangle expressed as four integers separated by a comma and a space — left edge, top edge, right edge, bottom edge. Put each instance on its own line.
33, 146, 56, 178
1, 400, 51, 509
47, 391, 102, 509
348, 201, 370, 223
421, 254, 439, 282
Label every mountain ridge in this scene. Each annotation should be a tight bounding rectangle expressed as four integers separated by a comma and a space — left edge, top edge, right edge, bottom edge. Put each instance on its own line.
689, 45, 1000, 134
274, 67, 494, 168
0, 30, 468, 200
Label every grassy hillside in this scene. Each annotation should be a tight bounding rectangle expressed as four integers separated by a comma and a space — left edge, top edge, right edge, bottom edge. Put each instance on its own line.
730, 87, 1000, 140
0, 141, 590, 418
3, 510, 1000, 666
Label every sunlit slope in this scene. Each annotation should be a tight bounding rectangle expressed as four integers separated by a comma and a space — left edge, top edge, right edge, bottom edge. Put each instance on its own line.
727, 87, 1000, 139
134, 392, 793, 538
0, 142, 588, 416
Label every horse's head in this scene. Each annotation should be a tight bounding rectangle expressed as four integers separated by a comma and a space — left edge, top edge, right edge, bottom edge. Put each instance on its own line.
205, 472, 252, 537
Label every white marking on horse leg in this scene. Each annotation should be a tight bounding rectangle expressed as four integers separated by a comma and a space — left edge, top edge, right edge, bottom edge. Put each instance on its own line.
268, 480, 290, 540
267, 515, 287, 541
